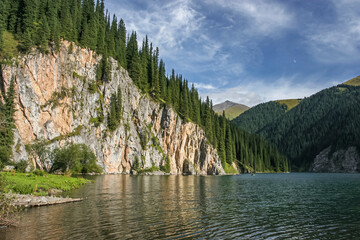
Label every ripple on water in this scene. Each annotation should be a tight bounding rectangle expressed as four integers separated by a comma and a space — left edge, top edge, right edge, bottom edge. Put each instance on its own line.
1, 173, 360, 240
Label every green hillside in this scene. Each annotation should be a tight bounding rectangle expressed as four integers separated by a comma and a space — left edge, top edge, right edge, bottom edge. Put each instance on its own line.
232, 101, 287, 133
224, 104, 249, 119
233, 84, 360, 171
344, 75, 360, 86
275, 99, 301, 111
214, 103, 249, 120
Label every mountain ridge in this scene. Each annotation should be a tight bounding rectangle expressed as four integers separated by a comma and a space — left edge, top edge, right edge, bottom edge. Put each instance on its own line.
232, 81, 360, 172
214, 101, 249, 120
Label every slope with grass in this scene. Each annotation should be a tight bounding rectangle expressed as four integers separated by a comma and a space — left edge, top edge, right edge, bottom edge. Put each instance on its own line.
275, 99, 301, 111
1, 172, 89, 196
344, 75, 360, 86
214, 101, 249, 120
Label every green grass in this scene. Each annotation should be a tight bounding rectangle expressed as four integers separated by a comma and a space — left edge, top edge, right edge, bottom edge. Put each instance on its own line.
215, 104, 249, 120
0, 31, 20, 61
276, 99, 301, 111
344, 75, 360, 86
1, 172, 89, 196
137, 166, 160, 174
223, 162, 238, 174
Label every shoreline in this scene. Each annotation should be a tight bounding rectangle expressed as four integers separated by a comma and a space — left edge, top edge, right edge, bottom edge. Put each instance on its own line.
8, 194, 83, 208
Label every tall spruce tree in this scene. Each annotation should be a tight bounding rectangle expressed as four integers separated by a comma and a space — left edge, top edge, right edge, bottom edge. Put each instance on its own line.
0, 75, 15, 166
118, 19, 127, 67
225, 123, 233, 164
38, 15, 50, 53
0, 0, 5, 51
126, 32, 140, 85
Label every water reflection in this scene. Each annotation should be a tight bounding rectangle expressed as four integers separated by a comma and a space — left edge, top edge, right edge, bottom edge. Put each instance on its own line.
1, 174, 360, 239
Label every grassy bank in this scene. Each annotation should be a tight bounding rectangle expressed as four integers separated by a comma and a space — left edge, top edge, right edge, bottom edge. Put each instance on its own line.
1, 172, 90, 196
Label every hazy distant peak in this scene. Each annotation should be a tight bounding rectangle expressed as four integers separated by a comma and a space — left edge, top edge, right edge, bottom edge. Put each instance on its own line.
213, 101, 250, 120
213, 101, 239, 112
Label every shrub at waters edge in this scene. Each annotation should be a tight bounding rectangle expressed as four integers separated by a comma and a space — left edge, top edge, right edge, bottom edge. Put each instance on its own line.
0, 174, 18, 227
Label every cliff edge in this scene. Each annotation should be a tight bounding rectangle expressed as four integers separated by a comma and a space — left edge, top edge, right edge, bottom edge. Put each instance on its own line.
2, 41, 225, 175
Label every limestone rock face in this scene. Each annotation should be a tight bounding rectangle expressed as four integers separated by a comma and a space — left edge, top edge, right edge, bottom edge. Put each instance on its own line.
310, 146, 360, 173
3, 41, 224, 175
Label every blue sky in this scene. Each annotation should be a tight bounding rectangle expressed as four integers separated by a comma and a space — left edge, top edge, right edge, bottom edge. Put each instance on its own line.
106, 0, 360, 106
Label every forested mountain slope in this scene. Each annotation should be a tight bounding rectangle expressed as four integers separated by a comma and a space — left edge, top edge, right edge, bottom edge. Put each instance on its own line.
232, 101, 288, 133
233, 84, 360, 172
0, 0, 289, 173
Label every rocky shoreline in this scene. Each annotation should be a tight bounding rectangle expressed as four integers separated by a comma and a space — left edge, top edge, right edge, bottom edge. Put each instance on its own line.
8, 194, 83, 208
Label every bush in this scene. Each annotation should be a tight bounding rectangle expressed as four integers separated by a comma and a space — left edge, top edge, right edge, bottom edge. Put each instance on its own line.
0, 174, 19, 226
160, 155, 171, 173
50, 143, 102, 174
0, 146, 11, 170
132, 156, 140, 171
33, 169, 45, 176
14, 160, 28, 173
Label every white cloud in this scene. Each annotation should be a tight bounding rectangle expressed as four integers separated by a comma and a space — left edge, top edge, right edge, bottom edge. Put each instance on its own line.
194, 83, 215, 90
107, 0, 229, 77
107, 0, 205, 55
208, 0, 295, 37
304, 0, 360, 63
198, 75, 335, 107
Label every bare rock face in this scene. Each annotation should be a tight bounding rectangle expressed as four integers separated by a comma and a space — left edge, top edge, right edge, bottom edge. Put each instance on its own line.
2, 41, 225, 175
310, 146, 360, 173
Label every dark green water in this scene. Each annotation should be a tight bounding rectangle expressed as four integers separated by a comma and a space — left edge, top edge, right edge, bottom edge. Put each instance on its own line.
1, 173, 360, 239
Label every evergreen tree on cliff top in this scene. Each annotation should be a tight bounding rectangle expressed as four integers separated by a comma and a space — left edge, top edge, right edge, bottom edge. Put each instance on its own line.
0, 0, 289, 173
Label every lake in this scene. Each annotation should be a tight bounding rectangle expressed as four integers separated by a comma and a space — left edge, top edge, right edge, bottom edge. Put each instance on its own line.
1, 173, 360, 239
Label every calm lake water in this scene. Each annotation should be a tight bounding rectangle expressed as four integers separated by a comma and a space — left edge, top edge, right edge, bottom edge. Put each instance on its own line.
1, 173, 360, 239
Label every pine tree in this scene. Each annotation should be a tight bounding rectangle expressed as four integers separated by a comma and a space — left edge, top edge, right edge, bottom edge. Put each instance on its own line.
80, 0, 92, 47
0, 0, 5, 51
118, 19, 127, 67
0, 23, 3, 52
96, 52, 110, 82
45, 0, 60, 50
225, 123, 233, 164
108, 94, 117, 131
106, 14, 116, 56
22, 29, 33, 52
0, 75, 16, 165
152, 47, 160, 96
60, 0, 74, 41
21, 0, 39, 51
96, 0, 105, 54
22, 0, 39, 34
126, 32, 141, 84
38, 15, 50, 53
180, 82, 189, 117
115, 87, 122, 121
159, 59, 167, 100
203, 96, 213, 142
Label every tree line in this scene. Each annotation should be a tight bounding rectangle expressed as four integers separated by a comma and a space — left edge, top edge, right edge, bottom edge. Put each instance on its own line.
233, 84, 360, 171
0, 0, 289, 172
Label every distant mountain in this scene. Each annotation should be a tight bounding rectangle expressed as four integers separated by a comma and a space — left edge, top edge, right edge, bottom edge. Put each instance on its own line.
232, 79, 360, 172
214, 101, 249, 120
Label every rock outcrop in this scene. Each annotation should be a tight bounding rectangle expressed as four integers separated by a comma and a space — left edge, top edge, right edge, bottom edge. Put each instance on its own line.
2, 41, 225, 175
310, 146, 360, 173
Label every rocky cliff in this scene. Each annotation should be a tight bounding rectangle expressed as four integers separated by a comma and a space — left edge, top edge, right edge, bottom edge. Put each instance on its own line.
1, 41, 225, 175
310, 146, 360, 173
